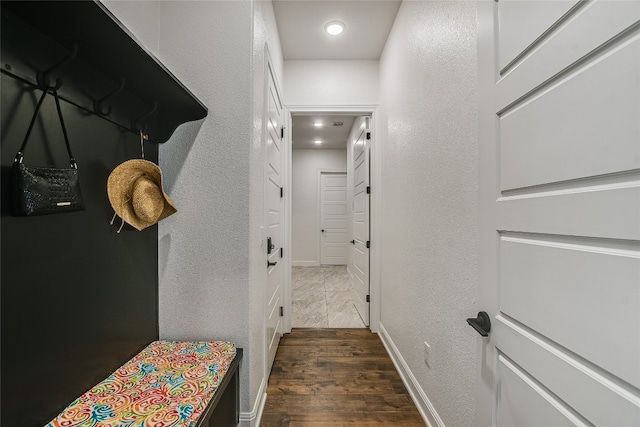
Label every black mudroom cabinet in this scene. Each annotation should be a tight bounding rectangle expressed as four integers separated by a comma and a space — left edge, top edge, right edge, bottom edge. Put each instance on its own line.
0, 1, 206, 425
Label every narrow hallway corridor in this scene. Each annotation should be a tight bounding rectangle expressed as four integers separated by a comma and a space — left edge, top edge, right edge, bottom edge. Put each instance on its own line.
292, 266, 365, 328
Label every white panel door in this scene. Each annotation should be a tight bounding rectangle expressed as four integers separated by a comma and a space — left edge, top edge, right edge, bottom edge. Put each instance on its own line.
477, 1, 640, 426
320, 172, 347, 265
265, 58, 284, 375
349, 122, 370, 326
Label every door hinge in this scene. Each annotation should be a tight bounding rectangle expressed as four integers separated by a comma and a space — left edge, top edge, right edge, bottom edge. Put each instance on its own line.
366, 132, 371, 140
280, 247, 283, 258
366, 186, 371, 194
280, 187, 283, 198
279, 306, 284, 317
366, 240, 370, 248
366, 295, 370, 303
280, 126, 285, 139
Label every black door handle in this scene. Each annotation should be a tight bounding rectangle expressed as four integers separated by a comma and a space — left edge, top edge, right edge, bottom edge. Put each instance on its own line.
467, 311, 491, 337
267, 260, 278, 268
267, 237, 273, 255
321, 229, 325, 233
350, 240, 355, 244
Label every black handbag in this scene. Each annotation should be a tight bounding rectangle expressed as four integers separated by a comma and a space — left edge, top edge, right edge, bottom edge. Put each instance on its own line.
12, 89, 85, 216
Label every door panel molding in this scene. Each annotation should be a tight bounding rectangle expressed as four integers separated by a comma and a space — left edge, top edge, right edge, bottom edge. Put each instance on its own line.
478, 1, 640, 425
319, 171, 348, 265
264, 47, 284, 377
349, 118, 370, 326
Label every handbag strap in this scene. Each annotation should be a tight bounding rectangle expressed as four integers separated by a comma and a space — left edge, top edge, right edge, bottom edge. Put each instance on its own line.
14, 89, 78, 169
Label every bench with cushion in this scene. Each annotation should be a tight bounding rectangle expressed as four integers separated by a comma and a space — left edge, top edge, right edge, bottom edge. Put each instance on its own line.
45, 340, 242, 427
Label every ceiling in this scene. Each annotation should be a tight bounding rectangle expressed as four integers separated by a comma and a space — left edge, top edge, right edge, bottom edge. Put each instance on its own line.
273, 1, 400, 149
291, 114, 357, 149
273, 0, 402, 60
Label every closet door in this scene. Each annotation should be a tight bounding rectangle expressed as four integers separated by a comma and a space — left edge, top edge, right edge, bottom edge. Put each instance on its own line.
476, 1, 640, 425
265, 55, 284, 376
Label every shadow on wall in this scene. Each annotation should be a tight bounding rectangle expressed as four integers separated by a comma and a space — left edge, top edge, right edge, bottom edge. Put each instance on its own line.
158, 118, 205, 194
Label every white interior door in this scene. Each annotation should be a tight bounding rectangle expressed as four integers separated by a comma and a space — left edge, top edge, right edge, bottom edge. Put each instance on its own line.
320, 172, 347, 265
265, 58, 284, 375
349, 121, 370, 326
477, 1, 640, 425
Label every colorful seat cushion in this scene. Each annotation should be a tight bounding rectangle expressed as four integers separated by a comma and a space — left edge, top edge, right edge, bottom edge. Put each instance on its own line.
46, 340, 236, 427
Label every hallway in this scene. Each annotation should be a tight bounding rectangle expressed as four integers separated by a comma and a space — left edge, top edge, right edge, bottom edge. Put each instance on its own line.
292, 266, 365, 328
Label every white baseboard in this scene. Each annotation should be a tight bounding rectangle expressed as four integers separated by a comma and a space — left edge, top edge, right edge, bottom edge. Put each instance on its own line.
377, 322, 446, 427
239, 378, 267, 427
291, 261, 318, 267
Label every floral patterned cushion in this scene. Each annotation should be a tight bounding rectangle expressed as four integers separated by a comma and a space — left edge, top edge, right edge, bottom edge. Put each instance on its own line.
46, 340, 236, 427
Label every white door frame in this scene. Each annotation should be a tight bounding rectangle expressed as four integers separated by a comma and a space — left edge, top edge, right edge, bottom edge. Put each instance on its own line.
284, 105, 381, 333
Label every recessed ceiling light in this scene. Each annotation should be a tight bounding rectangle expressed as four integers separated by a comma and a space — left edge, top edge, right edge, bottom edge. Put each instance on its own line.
313, 122, 323, 127
314, 139, 322, 144
325, 21, 345, 36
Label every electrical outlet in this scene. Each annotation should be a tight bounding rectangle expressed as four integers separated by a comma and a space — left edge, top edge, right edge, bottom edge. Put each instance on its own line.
424, 341, 431, 367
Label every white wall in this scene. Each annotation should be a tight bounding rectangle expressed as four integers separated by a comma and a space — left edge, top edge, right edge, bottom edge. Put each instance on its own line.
102, 1, 283, 424
378, 2, 479, 426
155, 1, 254, 419
284, 60, 378, 106
292, 149, 346, 265
102, 0, 161, 56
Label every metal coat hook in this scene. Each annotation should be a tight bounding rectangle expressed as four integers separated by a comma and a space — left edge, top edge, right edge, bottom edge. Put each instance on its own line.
132, 101, 158, 133
139, 130, 147, 159
36, 43, 78, 90
94, 78, 125, 116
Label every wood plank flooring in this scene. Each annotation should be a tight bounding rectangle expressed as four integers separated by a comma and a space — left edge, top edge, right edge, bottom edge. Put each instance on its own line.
261, 329, 426, 426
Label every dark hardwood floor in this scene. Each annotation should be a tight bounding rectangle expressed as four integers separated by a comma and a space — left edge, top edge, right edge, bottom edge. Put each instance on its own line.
261, 328, 426, 426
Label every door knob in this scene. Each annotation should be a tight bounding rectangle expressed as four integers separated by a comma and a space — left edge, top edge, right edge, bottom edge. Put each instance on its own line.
350, 240, 355, 244
321, 229, 325, 233
267, 260, 278, 268
466, 311, 491, 337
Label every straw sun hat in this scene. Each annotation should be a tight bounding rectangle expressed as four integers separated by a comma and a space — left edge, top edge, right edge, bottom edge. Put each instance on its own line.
107, 159, 176, 232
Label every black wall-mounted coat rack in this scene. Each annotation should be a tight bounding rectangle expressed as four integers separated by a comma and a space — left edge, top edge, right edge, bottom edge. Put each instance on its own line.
1, 0, 208, 143
0, 3, 201, 424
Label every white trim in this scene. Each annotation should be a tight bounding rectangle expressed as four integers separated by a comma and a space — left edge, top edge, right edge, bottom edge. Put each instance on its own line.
368, 111, 381, 333
239, 378, 267, 427
286, 105, 379, 115
285, 104, 381, 333
283, 111, 292, 333
262, 43, 272, 401
378, 322, 446, 427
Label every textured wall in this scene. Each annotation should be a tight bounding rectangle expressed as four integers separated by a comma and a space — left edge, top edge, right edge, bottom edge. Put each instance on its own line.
103, 1, 283, 420
291, 149, 347, 265
378, 2, 479, 426
155, 0, 254, 415
102, 0, 161, 56
284, 60, 378, 106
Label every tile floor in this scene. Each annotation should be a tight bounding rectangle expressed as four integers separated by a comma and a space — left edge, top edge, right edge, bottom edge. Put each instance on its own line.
291, 265, 366, 328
